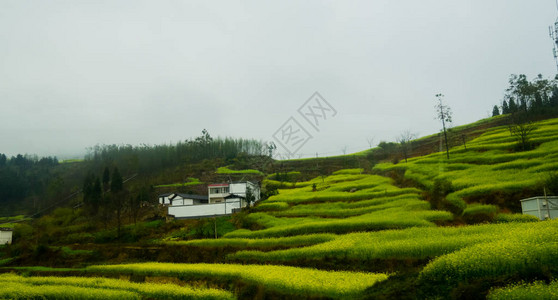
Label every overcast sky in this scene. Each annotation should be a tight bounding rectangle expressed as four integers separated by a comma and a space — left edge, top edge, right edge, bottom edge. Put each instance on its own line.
1, 1, 557, 159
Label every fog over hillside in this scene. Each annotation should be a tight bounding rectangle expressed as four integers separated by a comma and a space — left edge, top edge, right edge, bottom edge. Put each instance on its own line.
0, 1, 556, 158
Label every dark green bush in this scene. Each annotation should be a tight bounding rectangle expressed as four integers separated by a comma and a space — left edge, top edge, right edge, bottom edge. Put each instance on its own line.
430, 178, 453, 210
13, 223, 33, 242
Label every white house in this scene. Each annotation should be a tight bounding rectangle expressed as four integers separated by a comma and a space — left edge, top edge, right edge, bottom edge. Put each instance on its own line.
208, 181, 260, 204
0, 228, 13, 245
160, 181, 260, 219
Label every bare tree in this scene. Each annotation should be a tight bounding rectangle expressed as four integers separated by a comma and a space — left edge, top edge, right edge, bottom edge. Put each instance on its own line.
509, 115, 536, 151
397, 130, 417, 163
366, 137, 375, 148
435, 94, 452, 159
267, 142, 277, 157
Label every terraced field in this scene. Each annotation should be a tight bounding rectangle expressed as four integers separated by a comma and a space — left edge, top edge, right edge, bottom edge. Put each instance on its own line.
2, 117, 558, 299
374, 118, 558, 211
0, 273, 234, 299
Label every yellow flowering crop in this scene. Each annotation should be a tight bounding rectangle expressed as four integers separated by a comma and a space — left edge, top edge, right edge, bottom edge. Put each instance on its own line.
87, 262, 389, 298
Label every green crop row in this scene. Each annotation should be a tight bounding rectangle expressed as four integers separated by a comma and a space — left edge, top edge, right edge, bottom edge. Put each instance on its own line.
332, 168, 363, 175
488, 280, 558, 300
228, 221, 550, 263
0, 282, 138, 300
216, 167, 263, 175
154, 177, 203, 188
462, 204, 499, 216
266, 171, 302, 180
264, 172, 388, 193
86, 263, 389, 299
263, 179, 311, 190
253, 201, 289, 212
166, 233, 336, 249
0, 273, 234, 299
267, 186, 421, 204
224, 208, 452, 238
269, 196, 429, 218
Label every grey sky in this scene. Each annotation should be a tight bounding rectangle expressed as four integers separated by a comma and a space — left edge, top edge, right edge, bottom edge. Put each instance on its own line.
1, 0, 556, 159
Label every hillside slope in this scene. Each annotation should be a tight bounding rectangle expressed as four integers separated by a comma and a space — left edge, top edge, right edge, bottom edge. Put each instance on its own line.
2, 116, 558, 299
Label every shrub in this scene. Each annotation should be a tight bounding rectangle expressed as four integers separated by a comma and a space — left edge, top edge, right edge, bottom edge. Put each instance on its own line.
444, 193, 466, 216
430, 178, 453, 210
61, 233, 95, 244
169, 234, 336, 249
13, 223, 33, 241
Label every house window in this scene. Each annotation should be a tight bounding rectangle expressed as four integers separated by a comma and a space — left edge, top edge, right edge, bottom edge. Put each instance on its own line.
211, 187, 229, 194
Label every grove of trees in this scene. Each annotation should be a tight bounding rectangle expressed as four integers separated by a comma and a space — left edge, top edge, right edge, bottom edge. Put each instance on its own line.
499, 74, 558, 116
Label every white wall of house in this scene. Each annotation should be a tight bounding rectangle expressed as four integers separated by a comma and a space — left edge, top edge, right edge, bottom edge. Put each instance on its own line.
0, 230, 12, 245
230, 183, 247, 195
172, 197, 194, 206
228, 182, 261, 202
168, 200, 242, 219
159, 195, 172, 205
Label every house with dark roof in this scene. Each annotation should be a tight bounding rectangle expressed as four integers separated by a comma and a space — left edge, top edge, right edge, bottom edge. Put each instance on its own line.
158, 193, 208, 206
158, 181, 260, 219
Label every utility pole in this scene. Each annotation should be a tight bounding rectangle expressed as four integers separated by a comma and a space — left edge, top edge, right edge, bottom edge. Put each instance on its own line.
549, 1, 558, 72
544, 187, 551, 220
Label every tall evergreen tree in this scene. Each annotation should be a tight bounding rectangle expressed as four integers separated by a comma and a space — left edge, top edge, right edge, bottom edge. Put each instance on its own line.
492, 105, 500, 117
82, 172, 95, 208
533, 93, 544, 110
111, 167, 123, 192
508, 98, 518, 113
102, 167, 110, 192
109, 167, 124, 240
502, 100, 509, 114
550, 87, 558, 108
91, 177, 102, 215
